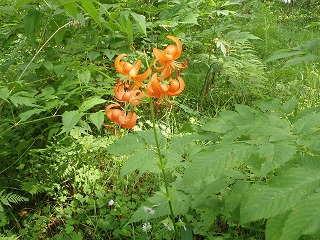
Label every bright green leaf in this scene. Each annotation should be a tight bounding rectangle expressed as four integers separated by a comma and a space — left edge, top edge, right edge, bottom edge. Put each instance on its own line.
19, 109, 46, 122
79, 97, 106, 112
89, 111, 105, 131
0, 87, 10, 100
120, 149, 159, 177
62, 110, 84, 135
280, 193, 320, 240
107, 134, 146, 155
130, 12, 147, 35
79, 0, 100, 24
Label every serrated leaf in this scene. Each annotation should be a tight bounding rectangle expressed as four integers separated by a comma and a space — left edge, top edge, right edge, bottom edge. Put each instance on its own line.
120, 149, 159, 177
265, 50, 304, 62
130, 12, 146, 35
63, 1, 78, 18
19, 108, 46, 121
0, 87, 10, 100
280, 193, 320, 240
179, 14, 199, 24
192, 178, 233, 208
292, 111, 320, 135
9, 93, 36, 107
240, 167, 320, 224
62, 110, 84, 135
77, 69, 91, 85
14, 0, 32, 9
266, 212, 290, 240
280, 99, 299, 114
89, 111, 104, 131
253, 99, 282, 111
259, 142, 296, 176
79, 0, 100, 24
283, 54, 319, 68
183, 143, 253, 185
79, 97, 106, 112
137, 129, 166, 148
107, 134, 146, 155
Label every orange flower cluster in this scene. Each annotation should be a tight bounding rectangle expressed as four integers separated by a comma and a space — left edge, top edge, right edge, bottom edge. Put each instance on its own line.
104, 36, 187, 131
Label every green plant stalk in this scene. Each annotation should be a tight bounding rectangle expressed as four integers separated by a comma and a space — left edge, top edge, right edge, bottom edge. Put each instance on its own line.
149, 97, 178, 238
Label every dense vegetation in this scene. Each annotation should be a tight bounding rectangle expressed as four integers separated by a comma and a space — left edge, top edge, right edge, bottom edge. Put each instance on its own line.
1, 0, 320, 239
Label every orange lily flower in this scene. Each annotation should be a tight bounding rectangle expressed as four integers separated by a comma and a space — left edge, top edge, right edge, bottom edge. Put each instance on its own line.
146, 73, 185, 99
114, 81, 145, 106
114, 54, 152, 86
153, 36, 187, 78
105, 104, 137, 129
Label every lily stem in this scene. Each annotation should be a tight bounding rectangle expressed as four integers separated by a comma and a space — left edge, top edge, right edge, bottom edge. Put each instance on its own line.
149, 98, 178, 239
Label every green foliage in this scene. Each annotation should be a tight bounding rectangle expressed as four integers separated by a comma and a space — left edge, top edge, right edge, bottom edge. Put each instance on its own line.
108, 100, 320, 239
1, 0, 320, 239
0, 190, 28, 212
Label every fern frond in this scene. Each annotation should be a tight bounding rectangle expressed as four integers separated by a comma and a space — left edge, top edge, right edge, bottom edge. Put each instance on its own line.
0, 190, 28, 212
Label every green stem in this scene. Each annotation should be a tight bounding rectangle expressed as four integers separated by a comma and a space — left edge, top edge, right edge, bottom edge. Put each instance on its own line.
149, 98, 178, 239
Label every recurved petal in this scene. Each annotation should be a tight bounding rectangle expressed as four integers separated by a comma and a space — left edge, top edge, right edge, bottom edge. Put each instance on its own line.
166, 36, 182, 60
121, 112, 137, 129
114, 54, 127, 75
131, 67, 152, 85
167, 76, 185, 96
129, 60, 142, 77
153, 48, 169, 66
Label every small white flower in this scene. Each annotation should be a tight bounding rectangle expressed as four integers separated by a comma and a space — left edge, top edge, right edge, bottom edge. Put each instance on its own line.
142, 222, 152, 232
143, 206, 155, 215
163, 222, 172, 231
179, 219, 187, 231
108, 199, 114, 206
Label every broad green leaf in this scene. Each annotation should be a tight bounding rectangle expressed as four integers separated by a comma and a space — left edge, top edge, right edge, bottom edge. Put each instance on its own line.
107, 134, 146, 155
253, 99, 282, 111
265, 212, 290, 240
77, 69, 91, 85
240, 166, 320, 224
259, 142, 296, 176
224, 181, 250, 214
62, 110, 84, 135
280, 99, 299, 114
19, 109, 46, 122
283, 54, 319, 68
192, 178, 233, 208
179, 14, 199, 24
120, 149, 159, 177
225, 30, 260, 43
292, 111, 320, 135
14, 0, 32, 9
183, 143, 253, 185
23, 9, 41, 41
87, 51, 100, 61
137, 129, 166, 148
79, 0, 100, 24
79, 97, 106, 112
130, 12, 146, 35
0, 87, 10, 100
89, 111, 104, 131
54, 27, 66, 45
265, 51, 304, 62
63, 1, 78, 18
119, 12, 133, 41
9, 93, 36, 107
280, 193, 320, 240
